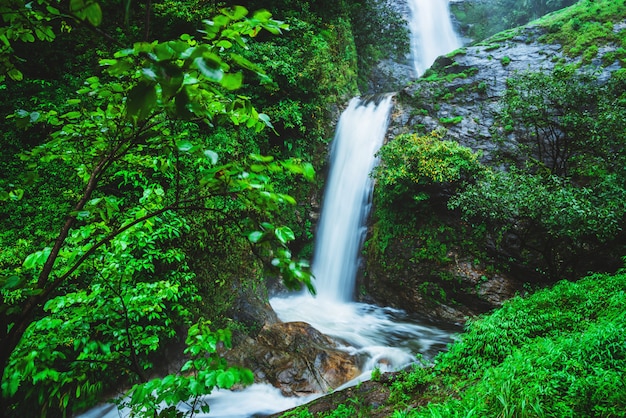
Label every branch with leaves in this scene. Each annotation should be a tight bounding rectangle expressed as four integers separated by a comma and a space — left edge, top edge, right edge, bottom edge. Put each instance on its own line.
1, 6, 315, 416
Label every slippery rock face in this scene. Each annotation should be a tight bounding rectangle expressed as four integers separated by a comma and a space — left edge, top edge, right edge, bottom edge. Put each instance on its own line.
226, 321, 359, 396
391, 23, 620, 163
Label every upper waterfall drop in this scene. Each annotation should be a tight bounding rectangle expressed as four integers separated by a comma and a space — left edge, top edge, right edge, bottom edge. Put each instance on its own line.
311, 95, 393, 303
408, 0, 462, 77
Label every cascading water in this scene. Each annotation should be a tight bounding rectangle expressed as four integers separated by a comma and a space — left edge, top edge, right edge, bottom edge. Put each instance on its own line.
269, 94, 453, 382
79, 3, 463, 418
271, 95, 453, 376
407, 0, 462, 76
310, 96, 393, 302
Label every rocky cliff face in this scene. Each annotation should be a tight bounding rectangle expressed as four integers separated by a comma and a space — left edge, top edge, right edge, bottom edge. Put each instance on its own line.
391, 25, 619, 164
361, 18, 624, 324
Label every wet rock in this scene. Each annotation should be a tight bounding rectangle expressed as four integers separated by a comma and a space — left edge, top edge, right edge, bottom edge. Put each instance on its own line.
361, 246, 523, 325
269, 378, 394, 418
388, 23, 619, 165
226, 321, 359, 396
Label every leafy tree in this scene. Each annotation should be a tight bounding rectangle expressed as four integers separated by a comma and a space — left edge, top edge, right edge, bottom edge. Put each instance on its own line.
373, 130, 483, 208
500, 67, 602, 176
1, 4, 315, 416
449, 169, 626, 280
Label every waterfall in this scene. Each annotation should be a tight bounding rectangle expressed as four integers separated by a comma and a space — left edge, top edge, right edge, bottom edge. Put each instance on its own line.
408, 0, 462, 76
78, 3, 463, 418
311, 96, 393, 302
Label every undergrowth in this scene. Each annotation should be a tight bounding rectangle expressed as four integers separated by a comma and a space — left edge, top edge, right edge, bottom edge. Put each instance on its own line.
389, 271, 626, 417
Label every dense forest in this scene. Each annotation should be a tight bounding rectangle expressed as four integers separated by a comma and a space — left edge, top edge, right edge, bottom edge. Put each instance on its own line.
1, 0, 625, 417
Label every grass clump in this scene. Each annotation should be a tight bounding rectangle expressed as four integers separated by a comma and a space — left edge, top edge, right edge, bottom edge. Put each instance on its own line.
389, 271, 626, 417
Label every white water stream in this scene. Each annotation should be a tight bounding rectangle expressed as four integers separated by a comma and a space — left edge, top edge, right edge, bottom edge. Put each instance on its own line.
79, 2, 462, 417
408, 0, 462, 76
270, 96, 453, 378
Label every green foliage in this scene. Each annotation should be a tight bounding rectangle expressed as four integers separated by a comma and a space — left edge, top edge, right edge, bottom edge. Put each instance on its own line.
439, 116, 463, 125
461, 65, 626, 279
421, 64, 478, 85
398, 271, 626, 417
536, 0, 626, 62
3, 213, 197, 413
374, 130, 482, 196
500, 66, 625, 176
1, 5, 317, 416
451, 0, 577, 41
388, 357, 435, 406
0, 1, 62, 83
450, 168, 626, 279
451, 169, 626, 243
120, 321, 254, 417
369, 130, 482, 261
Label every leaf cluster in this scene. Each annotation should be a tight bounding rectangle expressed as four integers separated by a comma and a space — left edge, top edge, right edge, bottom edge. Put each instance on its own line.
120, 321, 254, 417
373, 130, 483, 204
1, 5, 318, 416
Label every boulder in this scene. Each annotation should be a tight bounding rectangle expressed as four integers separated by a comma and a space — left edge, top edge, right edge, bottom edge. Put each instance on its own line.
226, 321, 360, 396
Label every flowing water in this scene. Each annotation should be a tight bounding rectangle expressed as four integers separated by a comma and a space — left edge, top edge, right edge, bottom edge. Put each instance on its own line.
407, 0, 462, 76
270, 96, 454, 380
308, 96, 394, 303
79, 2, 462, 417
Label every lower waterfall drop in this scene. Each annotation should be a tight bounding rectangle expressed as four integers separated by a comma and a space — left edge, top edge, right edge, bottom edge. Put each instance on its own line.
270, 95, 453, 389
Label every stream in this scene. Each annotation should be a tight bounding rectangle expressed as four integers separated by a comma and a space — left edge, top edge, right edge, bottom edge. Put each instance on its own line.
79, 1, 462, 417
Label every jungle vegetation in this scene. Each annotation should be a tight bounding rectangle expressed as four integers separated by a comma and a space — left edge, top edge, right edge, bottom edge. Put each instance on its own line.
0, 0, 404, 416
2, 0, 626, 417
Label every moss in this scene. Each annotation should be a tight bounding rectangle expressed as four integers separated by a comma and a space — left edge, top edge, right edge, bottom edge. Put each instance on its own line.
439, 116, 464, 125
536, 0, 626, 61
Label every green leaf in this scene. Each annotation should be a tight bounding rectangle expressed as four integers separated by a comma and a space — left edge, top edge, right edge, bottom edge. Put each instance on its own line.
23, 247, 52, 270
154, 42, 177, 61
194, 56, 223, 83
303, 163, 315, 181
222, 5, 248, 20
176, 140, 194, 152
204, 150, 218, 164
248, 231, 263, 243
258, 113, 274, 129
46, 5, 61, 15
85, 2, 103, 26
62, 111, 82, 120
216, 370, 235, 389
8, 68, 23, 81
240, 368, 254, 385
275, 226, 295, 244
127, 82, 157, 121
69, 0, 85, 13
2, 275, 24, 290
220, 72, 243, 91
249, 154, 274, 163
